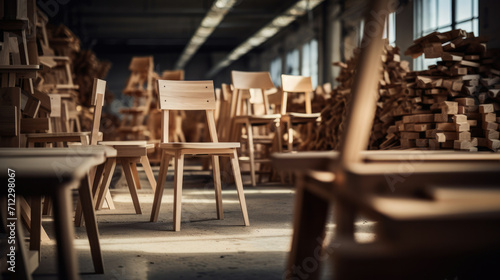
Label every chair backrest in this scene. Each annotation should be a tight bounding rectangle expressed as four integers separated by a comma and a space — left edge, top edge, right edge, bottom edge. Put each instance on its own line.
89, 78, 106, 145
161, 70, 185, 80
129, 56, 153, 72
281, 74, 314, 115
231, 71, 275, 115
231, 71, 274, 90
124, 56, 153, 93
157, 80, 219, 143
337, 0, 389, 166
217, 83, 233, 141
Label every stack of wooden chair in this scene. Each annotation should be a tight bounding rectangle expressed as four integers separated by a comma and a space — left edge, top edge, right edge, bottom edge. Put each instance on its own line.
118, 56, 154, 140
35, 9, 82, 135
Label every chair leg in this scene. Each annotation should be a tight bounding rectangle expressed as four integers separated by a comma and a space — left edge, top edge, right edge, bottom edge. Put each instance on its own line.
121, 159, 142, 214
173, 151, 185, 231
103, 190, 115, 210
95, 158, 116, 210
150, 152, 171, 222
75, 161, 107, 226
140, 155, 157, 192
42, 196, 52, 215
78, 175, 104, 274
131, 161, 141, 190
19, 197, 31, 232
29, 197, 42, 253
229, 150, 250, 226
286, 177, 329, 280
287, 119, 293, 152
212, 155, 223, 220
245, 120, 257, 187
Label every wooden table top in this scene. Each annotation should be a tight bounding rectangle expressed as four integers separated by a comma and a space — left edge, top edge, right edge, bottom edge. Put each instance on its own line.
0, 147, 115, 195
271, 150, 500, 171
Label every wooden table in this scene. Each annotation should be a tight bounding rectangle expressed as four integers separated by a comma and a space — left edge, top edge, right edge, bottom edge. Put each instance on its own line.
0, 146, 116, 279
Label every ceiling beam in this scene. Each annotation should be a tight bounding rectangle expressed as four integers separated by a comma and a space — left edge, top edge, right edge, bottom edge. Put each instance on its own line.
206, 0, 324, 78
174, 0, 238, 69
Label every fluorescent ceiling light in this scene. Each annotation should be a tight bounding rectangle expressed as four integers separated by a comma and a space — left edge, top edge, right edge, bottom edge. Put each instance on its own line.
206, 0, 324, 78
175, 0, 237, 69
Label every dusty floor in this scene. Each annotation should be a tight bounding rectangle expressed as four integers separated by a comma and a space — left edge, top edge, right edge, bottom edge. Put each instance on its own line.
30, 160, 374, 280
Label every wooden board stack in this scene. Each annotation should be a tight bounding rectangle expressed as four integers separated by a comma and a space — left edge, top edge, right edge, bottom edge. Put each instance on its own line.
304, 42, 410, 151
307, 30, 500, 152
385, 29, 500, 151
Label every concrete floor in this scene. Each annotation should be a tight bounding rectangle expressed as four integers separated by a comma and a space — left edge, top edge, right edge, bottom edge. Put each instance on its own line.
31, 160, 375, 280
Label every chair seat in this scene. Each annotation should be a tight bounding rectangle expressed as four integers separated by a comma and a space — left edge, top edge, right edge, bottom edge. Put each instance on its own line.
25, 131, 103, 140
99, 141, 154, 157
241, 134, 274, 144
99, 140, 154, 149
283, 112, 321, 122
367, 190, 500, 221
117, 126, 147, 132
25, 131, 89, 138
160, 142, 240, 150
120, 108, 146, 114
234, 114, 281, 124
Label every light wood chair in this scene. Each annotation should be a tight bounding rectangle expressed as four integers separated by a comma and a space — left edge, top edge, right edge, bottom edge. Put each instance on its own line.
23, 78, 155, 216
73, 79, 157, 216
91, 140, 156, 214
280, 74, 321, 152
150, 80, 250, 231
230, 71, 282, 186
273, 0, 500, 279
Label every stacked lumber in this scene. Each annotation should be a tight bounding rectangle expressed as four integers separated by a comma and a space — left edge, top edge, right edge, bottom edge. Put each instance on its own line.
386, 29, 500, 151
307, 30, 500, 152
305, 42, 409, 150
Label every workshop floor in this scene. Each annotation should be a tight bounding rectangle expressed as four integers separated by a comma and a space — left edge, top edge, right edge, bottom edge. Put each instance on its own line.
32, 160, 375, 280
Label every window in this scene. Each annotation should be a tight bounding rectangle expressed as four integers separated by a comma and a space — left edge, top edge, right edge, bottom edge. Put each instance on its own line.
385, 12, 396, 46
271, 39, 318, 88
301, 39, 318, 88
269, 57, 282, 86
414, 0, 479, 70
360, 12, 396, 46
285, 49, 300, 76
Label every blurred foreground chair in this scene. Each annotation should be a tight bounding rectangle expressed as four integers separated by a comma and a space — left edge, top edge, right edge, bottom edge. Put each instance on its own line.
273, 1, 500, 279
150, 80, 249, 231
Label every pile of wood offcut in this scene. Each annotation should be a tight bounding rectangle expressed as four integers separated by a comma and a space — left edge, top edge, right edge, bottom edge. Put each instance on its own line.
304, 42, 410, 150
386, 29, 500, 151
307, 29, 500, 152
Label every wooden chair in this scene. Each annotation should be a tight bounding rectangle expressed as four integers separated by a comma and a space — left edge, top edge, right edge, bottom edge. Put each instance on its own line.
230, 71, 282, 186
273, 0, 500, 279
150, 80, 249, 231
70, 79, 157, 216
280, 74, 321, 152
217, 83, 233, 142
118, 56, 154, 140
24, 78, 155, 215
161, 69, 184, 81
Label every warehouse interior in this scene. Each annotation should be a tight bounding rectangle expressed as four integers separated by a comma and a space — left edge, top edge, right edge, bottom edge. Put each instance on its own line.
2, 0, 500, 279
